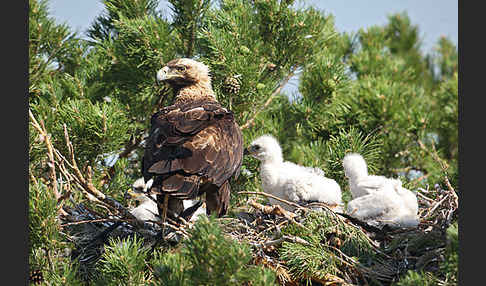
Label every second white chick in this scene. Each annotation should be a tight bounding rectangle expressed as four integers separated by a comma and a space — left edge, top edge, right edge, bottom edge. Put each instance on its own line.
342, 153, 419, 228
246, 135, 343, 211
345, 178, 419, 228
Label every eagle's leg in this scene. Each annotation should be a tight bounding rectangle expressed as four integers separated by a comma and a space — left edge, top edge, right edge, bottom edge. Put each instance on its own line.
161, 193, 169, 236
205, 181, 230, 217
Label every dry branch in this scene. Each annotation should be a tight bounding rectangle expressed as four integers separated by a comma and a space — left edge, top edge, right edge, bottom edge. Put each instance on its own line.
60, 218, 135, 227
262, 235, 311, 247
238, 190, 305, 210
29, 109, 61, 201
248, 200, 297, 220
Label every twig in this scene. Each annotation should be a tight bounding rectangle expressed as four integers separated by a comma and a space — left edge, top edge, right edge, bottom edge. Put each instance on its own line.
29, 109, 61, 201
327, 244, 361, 268
416, 192, 435, 203
57, 123, 140, 224
247, 200, 308, 230
424, 194, 450, 219
417, 139, 458, 216
301, 201, 342, 212
100, 132, 144, 187
411, 173, 430, 183
335, 212, 385, 236
60, 218, 135, 227
29, 169, 38, 185
240, 70, 296, 130
263, 219, 290, 234
162, 221, 189, 238
443, 176, 458, 210
261, 235, 311, 247
238, 191, 305, 210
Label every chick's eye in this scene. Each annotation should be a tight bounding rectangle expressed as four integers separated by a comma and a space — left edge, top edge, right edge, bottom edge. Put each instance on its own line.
254, 145, 260, 150
176, 66, 186, 72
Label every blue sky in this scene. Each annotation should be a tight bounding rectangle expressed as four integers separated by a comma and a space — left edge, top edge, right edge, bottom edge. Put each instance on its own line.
47, 0, 457, 53
47, 0, 457, 95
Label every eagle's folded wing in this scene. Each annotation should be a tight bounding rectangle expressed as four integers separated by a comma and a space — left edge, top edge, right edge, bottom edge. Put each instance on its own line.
143, 102, 243, 199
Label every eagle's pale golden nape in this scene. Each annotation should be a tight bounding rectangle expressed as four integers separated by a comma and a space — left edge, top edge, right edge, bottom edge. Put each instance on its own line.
143, 58, 243, 221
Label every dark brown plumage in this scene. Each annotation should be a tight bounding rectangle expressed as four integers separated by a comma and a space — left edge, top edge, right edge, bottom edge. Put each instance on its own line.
143, 58, 243, 219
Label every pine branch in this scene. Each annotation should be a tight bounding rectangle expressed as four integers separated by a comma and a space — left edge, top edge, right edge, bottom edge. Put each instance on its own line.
99, 132, 144, 187
61, 124, 139, 222
30, 109, 141, 226
240, 69, 296, 130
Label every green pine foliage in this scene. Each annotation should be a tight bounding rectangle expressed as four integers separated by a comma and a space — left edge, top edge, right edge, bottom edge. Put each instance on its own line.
152, 216, 277, 285
29, 181, 85, 285
87, 0, 160, 42
280, 210, 376, 282
392, 270, 440, 286
29, 0, 458, 284
32, 98, 134, 166
29, 0, 83, 94
94, 235, 152, 285
441, 222, 459, 284
29, 182, 61, 252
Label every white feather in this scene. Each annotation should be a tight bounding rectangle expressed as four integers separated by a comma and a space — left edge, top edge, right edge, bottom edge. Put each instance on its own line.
248, 135, 343, 211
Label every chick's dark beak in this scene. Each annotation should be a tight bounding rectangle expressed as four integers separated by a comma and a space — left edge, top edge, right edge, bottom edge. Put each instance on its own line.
243, 148, 250, 155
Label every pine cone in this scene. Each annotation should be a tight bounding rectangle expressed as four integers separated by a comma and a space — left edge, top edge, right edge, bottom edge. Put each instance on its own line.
266, 62, 277, 71
222, 76, 241, 95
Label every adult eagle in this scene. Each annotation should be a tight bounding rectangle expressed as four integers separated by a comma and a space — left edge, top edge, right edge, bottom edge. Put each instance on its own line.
142, 58, 243, 221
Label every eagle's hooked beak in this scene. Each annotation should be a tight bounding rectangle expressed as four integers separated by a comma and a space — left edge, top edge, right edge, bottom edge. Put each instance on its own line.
156, 66, 170, 85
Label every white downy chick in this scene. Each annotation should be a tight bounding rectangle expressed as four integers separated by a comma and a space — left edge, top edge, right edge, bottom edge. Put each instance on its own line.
127, 178, 158, 222
343, 153, 419, 228
246, 135, 343, 211
130, 178, 207, 223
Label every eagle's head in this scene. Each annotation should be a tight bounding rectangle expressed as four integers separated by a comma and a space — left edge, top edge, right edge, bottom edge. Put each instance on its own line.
245, 134, 283, 164
156, 58, 211, 87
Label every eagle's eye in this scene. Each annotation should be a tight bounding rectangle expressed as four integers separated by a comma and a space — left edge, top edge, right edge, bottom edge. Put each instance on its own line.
253, 145, 261, 151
